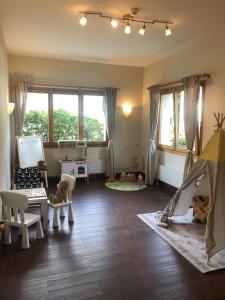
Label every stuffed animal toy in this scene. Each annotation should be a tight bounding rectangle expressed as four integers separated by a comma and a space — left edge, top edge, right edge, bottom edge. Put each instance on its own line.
37, 160, 47, 171
193, 195, 209, 223
137, 174, 143, 185
127, 173, 136, 183
49, 180, 68, 204
120, 171, 127, 182
106, 176, 116, 182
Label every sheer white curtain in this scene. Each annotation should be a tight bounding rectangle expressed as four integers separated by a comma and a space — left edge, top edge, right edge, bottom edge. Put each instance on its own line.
183, 75, 201, 181
145, 85, 160, 185
9, 80, 29, 184
103, 88, 117, 177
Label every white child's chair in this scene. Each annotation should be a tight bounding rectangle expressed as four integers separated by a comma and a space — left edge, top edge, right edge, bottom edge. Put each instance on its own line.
1, 191, 44, 249
48, 174, 76, 227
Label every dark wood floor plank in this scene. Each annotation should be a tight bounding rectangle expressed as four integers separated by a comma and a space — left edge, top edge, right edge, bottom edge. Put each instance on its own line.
0, 176, 225, 300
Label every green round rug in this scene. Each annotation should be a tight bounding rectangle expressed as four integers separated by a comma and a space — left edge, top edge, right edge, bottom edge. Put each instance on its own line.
105, 181, 146, 191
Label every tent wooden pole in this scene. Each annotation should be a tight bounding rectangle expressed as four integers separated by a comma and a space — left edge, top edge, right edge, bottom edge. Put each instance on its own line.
214, 112, 225, 130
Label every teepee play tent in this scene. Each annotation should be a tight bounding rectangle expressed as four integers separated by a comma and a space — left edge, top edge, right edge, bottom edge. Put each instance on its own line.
161, 113, 225, 261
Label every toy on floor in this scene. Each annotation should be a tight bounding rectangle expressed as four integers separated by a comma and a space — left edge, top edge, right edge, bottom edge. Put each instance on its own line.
0, 222, 4, 232
127, 173, 136, 183
106, 176, 116, 182
120, 171, 127, 182
137, 174, 143, 185
49, 180, 68, 204
192, 195, 209, 223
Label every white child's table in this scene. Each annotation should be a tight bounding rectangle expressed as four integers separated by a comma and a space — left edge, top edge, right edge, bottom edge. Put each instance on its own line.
18, 188, 48, 230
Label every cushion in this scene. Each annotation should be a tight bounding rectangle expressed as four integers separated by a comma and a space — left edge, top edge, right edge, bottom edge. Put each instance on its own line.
193, 195, 209, 224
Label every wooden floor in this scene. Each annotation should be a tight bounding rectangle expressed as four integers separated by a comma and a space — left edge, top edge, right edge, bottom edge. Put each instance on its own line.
0, 176, 225, 300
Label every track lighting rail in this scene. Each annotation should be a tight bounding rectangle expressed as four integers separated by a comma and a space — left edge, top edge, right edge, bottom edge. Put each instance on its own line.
79, 11, 173, 26
78, 9, 173, 36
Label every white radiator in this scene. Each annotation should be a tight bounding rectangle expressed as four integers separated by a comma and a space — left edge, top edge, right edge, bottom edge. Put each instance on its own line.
157, 165, 183, 188
88, 159, 105, 174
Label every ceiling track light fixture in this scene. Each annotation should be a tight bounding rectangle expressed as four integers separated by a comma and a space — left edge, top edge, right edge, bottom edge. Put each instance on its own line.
79, 14, 87, 26
124, 20, 131, 34
139, 23, 146, 36
78, 8, 173, 36
110, 18, 119, 28
165, 24, 172, 36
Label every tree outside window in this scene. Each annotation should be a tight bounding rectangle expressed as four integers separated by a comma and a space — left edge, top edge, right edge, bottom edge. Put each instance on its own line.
23, 90, 106, 145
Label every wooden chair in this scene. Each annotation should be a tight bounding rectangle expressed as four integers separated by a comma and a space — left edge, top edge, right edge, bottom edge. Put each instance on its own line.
1, 191, 44, 249
48, 174, 76, 227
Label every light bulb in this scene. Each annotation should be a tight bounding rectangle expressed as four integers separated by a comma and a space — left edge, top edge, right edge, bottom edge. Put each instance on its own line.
124, 22, 131, 34
139, 24, 145, 35
165, 25, 172, 36
80, 15, 87, 26
111, 19, 118, 28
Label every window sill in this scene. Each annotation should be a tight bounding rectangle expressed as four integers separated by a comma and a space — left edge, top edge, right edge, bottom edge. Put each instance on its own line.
158, 145, 199, 158
158, 146, 186, 156
43, 141, 108, 149
87, 141, 108, 147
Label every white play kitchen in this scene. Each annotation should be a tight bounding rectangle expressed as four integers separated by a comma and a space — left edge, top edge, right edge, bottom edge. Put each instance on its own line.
58, 140, 89, 183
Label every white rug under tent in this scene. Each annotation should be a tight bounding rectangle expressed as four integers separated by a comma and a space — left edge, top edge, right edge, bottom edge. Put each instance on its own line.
138, 209, 225, 273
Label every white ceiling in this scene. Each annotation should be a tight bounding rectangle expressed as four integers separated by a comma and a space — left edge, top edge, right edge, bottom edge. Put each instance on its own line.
0, 0, 224, 67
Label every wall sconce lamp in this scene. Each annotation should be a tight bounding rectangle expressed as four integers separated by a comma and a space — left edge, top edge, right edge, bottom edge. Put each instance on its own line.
8, 102, 15, 114
122, 103, 132, 117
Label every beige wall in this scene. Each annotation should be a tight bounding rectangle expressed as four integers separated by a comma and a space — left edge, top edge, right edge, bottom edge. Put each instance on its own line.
0, 25, 10, 217
8, 35, 225, 184
8, 55, 143, 176
142, 34, 225, 187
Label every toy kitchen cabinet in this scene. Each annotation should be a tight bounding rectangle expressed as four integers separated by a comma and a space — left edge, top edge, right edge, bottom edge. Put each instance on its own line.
58, 140, 89, 183
60, 160, 89, 183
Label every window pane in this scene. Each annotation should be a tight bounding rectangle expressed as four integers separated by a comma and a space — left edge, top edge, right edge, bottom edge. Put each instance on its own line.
53, 94, 78, 141
176, 91, 186, 149
159, 93, 174, 146
23, 92, 49, 141
83, 95, 105, 141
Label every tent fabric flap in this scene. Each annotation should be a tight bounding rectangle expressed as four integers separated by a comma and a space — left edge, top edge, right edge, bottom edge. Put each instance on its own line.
206, 161, 225, 259
164, 159, 208, 216
200, 130, 225, 162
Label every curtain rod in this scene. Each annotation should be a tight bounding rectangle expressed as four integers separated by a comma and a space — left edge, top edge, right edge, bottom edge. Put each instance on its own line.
31, 82, 120, 91
147, 73, 210, 90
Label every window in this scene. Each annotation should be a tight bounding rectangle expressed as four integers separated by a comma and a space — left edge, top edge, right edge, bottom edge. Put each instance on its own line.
53, 94, 79, 141
23, 88, 106, 146
24, 92, 49, 141
83, 95, 106, 141
159, 86, 203, 154
159, 93, 174, 147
